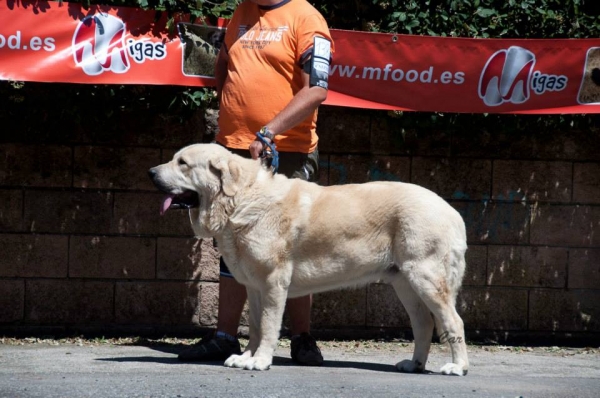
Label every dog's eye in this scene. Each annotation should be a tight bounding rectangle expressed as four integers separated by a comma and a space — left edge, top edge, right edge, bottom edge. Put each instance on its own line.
178, 158, 188, 167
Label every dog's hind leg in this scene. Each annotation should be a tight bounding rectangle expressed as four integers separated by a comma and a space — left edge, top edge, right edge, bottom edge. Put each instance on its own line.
391, 278, 435, 373
404, 261, 469, 376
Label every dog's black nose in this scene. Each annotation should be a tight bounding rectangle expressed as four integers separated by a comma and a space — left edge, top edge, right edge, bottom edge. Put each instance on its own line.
148, 168, 157, 181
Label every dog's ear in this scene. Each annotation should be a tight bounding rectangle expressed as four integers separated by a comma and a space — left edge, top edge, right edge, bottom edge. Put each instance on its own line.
210, 157, 241, 197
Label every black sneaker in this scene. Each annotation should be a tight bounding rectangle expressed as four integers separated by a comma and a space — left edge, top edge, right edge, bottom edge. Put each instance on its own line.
290, 333, 324, 366
178, 331, 242, 362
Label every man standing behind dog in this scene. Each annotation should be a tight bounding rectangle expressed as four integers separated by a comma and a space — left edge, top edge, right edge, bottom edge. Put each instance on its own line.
178, 0, 334, 366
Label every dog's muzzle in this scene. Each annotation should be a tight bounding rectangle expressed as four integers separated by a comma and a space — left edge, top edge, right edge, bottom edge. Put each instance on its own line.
148, 168, 200, 215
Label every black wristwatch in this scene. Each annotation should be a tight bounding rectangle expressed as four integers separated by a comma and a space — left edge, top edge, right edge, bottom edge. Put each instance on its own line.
259, 126, 275, 142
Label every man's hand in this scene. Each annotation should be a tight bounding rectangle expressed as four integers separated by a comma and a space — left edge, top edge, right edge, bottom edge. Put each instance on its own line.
249, 139, 266, 160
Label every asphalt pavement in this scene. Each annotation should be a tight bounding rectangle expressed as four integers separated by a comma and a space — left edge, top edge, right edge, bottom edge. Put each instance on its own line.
0, 339, 598, 398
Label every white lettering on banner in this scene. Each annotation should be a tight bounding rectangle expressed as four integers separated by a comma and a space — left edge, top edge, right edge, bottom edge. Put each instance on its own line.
0, 31, 56, 51
331, 63, 465, 85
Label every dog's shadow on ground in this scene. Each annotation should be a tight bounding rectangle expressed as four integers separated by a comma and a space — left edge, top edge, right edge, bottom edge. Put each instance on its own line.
94, 342, 411, 374
96, 354, 405, 373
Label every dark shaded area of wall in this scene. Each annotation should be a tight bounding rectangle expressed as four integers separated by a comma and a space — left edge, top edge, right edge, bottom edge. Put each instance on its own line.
1, 88, 599, 346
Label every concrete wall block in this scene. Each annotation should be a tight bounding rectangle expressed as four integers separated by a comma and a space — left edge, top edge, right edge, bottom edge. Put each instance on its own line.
81, 108, 204, 148
0, 144, 71, 187
366, 283, 411, 328
452, 128, 600, 161
159, 210, 195, 237
457, 287, 528, 330
369, 115, 411, 156
0, 280, 24, 322
0, 234, 68, 278
316, 107, 371, 153
487, 246, 567, 288
493, 160, 572, 203
73, 146, 160, 190
464, 245, 487, 286
157, 237, 219, 282
328, 155, 410, 185
115, 281, 199, 325
529, 289, 600, 332
530, 205, 600, 246
25, 280, 114, 324
453, 201, 531, 245
69, 236, 155, 279
412, 157, 492, 200
0, 189, 23, 232
568, 248, 600, 289
112, 192, 161, 235
370, 117, 452, 156
198, 282, 219, 327
312, 288, 367, 327
573, 163, 600, 204
24, 190, 113, 234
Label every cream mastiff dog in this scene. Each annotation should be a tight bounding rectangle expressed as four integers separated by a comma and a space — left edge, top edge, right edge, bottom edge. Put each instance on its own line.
148, 143, 469, 375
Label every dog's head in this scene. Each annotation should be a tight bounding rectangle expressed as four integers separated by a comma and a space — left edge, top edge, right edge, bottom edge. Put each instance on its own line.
148, 143, 245, 218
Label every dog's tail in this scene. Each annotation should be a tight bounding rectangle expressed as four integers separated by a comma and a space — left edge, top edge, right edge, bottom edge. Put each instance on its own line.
446, 220, 468, 308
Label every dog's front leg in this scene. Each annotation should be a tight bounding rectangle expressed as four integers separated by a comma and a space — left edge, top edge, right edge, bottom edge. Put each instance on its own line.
224, 288, 261, 368
242, 284, 288, 371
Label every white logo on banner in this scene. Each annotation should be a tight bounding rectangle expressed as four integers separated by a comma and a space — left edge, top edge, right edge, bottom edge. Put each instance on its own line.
72, 14, 130, 76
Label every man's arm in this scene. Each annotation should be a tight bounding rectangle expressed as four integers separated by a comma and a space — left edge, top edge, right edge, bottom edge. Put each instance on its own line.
214, 46, 229, 99
249, 71, 328, 159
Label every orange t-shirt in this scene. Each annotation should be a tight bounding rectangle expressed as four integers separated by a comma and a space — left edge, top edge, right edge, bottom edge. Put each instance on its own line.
216, 0, 333, 153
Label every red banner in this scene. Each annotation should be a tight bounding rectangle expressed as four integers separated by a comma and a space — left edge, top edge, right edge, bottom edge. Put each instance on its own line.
2, 1, 600, 114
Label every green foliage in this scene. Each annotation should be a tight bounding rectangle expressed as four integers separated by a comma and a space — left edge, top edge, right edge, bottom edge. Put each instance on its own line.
313, 0, 600, 38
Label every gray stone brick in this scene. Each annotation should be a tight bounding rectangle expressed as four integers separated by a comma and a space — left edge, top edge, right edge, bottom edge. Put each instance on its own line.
529, 289, 600, 332
0, 144, 71, 187
412, 157, 492, 200
0, 234, 68, 278
0, 280, 24, 322
73, 146, 160, 190
69, 236, 155, 279
573, 163, 600, 204
569, 248, 600, 289
457, 287, 528, 330
157, 237, 219, 282
493, 160, 572, 203
24, 190, 113, 234
487, 246, 567, 288
115, 281, 199, 325
530, 205, 600, 246
25, 280, 114, 324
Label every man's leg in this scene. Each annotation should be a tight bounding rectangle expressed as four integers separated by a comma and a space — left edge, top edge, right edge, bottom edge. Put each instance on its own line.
216, 275, 247, 336
281, 150, 323, 366
178, 259, 245, 362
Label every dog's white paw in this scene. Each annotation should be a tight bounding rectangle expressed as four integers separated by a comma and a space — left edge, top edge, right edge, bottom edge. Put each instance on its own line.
224, 353, 250, 368
396, 359, 425, 373
243, 356, 272, 371
440, 362, 468, 376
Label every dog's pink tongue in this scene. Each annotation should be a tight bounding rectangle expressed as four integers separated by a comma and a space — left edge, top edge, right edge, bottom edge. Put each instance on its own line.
160, 195, 174, 216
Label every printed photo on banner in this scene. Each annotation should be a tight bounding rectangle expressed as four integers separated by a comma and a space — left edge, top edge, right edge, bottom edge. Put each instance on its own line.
177, 22, 225, 77
578, 47, 600, 104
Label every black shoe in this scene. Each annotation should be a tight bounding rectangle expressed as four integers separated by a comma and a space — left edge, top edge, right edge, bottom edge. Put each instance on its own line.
290, 333, 324, 366
178, 332, 242, 362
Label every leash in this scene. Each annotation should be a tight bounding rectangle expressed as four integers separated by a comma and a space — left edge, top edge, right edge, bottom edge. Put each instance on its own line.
255, 131, 279, 173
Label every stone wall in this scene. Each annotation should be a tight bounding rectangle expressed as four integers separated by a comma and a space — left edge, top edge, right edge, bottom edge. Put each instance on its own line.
1, 105, 599, 345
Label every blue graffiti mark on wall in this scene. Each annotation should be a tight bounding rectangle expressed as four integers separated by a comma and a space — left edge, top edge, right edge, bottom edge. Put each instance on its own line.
321, 161, 403, 185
